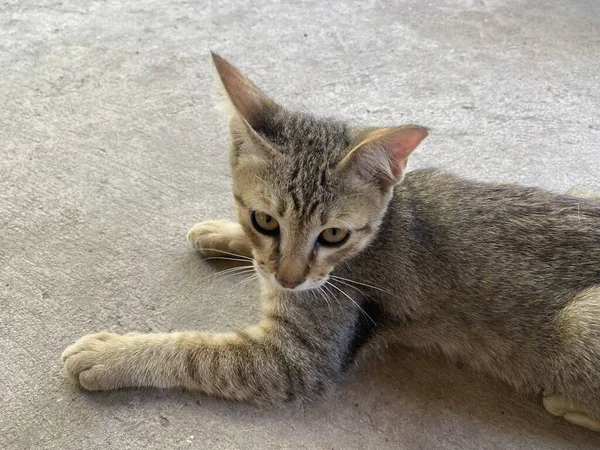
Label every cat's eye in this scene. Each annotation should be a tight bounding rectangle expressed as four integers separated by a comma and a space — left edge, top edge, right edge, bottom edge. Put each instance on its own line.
318, 228, 350, 247
251, 211, 280, 236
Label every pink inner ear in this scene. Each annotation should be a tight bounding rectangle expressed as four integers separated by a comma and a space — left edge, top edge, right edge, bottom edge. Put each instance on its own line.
387, 127, 428, 159
391, 158, 408, 178
385, 127, 429, 177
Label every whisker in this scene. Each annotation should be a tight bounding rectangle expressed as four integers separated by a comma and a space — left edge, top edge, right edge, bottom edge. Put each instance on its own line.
327, 281, 376, 325
329, 277, 366, 296
236, 273, 260, 288
203, 256, 252, 264
212, 268, 256, 283
203, 256, 255, 263
309, 288, 320, 304
197, 248, 254, 261
321, 283, 341, 308
316, 286, 332, 310
207, 265, 254, 276
329, 275, 394, 296
197, 266, 256, 284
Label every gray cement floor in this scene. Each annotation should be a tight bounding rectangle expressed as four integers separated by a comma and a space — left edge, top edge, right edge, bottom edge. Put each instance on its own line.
2, 0, 600, 448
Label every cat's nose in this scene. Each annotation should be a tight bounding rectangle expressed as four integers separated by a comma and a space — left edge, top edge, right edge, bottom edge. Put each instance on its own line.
276, 276, 304, 289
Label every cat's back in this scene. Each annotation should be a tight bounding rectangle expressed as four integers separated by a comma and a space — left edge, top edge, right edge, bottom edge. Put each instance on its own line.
399, 168, 600, 234
391, 169, 600, 297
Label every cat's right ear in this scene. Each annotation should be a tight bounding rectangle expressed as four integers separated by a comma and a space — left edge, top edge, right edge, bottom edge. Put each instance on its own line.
211, 52, 278, 165
339, 125, 429, 190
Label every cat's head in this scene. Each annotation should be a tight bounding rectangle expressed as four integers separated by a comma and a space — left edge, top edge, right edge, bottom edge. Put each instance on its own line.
212, 53, 428, 292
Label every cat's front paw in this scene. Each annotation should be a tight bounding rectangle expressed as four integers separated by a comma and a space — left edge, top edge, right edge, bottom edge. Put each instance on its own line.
187, 220, 252, 258
62, 332, 133, 391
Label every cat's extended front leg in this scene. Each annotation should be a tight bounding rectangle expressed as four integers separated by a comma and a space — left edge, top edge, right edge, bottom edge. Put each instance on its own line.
187, 220, 252, 258
62, 307, 350, 402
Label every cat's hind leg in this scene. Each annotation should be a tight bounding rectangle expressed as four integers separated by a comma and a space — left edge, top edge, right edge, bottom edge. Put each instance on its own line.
546, 286, 600, 432
188, 220, 252, 258
543, 395, 600, 431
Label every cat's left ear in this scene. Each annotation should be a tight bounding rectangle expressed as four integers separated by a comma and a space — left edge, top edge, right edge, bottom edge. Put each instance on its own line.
211, 52, 279, 165
339, 125, 429, 189
211, 52, 276, 129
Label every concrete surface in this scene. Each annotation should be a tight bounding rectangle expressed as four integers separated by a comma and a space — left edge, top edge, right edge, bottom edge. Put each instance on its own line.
1, 0, 599, 448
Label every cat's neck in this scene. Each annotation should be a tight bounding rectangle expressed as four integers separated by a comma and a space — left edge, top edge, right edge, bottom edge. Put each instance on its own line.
334, 170, 435, 302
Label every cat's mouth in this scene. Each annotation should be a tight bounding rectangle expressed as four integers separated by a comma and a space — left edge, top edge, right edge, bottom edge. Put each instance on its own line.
253, 264, 327, 292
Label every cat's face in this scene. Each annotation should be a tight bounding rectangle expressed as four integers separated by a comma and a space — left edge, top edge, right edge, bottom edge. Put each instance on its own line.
211, 53, 427, 292
232, 147, 391, 291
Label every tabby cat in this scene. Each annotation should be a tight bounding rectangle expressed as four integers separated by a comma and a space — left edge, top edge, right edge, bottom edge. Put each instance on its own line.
63, 53, 600, 432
